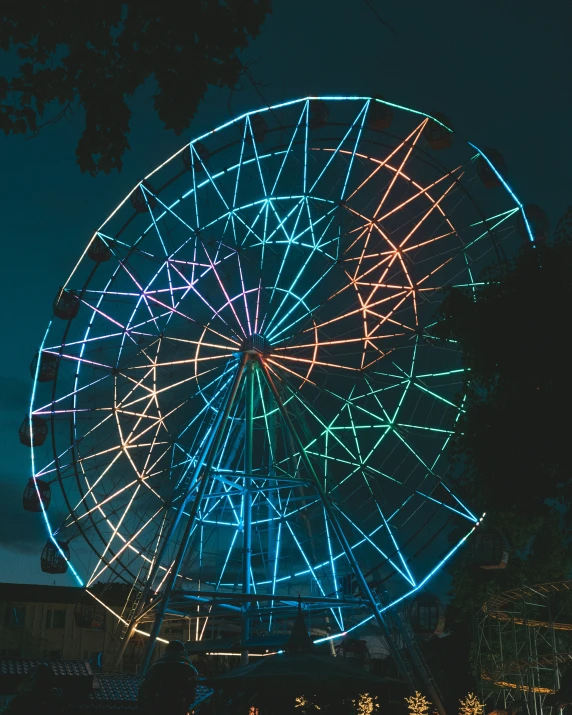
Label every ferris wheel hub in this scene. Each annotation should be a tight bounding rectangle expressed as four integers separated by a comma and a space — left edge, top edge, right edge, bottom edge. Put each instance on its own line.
240, 333, 272, 356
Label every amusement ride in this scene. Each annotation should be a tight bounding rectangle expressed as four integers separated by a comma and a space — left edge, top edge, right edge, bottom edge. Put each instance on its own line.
20, 96, 542, 713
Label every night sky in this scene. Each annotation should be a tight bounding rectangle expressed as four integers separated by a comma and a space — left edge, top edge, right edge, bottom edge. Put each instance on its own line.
0, 0, 570, 585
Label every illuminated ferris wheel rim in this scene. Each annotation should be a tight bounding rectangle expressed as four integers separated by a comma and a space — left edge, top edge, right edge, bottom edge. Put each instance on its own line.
61, 95, 534, 281
26, 96, 526, 650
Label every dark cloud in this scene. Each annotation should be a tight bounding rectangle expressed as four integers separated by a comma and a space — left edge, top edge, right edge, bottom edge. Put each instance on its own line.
0, 375, 30, 412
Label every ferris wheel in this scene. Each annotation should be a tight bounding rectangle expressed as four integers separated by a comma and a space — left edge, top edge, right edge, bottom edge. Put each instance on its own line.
22, 96, 533, 691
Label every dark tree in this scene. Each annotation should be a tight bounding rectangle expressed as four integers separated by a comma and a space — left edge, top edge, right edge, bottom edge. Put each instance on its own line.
0, 1, 271, 174
435, 210, 572, 693
436, 213, 572, 523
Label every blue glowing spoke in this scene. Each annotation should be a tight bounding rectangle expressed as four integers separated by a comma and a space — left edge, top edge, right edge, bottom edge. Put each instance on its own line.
264, 210, 339, 339
340, 100, 369, 201
285, 521, 343, 630
323, 510, 343, 629
271, 103, 308, 196
375, 501, 416, 586
246, 116, 268, 198
334, 505, 415, 587
308, 103, 368, 195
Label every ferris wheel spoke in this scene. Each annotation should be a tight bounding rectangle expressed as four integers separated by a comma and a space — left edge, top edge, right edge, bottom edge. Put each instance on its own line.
333, 504, 415, 587
284, 388, 359, 463
339, 101, 369, 202
398, 176, 464, 254
262, 211, 339, 338
376, 164, 464, 225
272, 102, 308, 196
45, 329, 125, 351
142, 292, 242, 345
308, 101, 368, 196
246, 116, 268, 197
345, 118, 428, 204
375, 125, 428, 222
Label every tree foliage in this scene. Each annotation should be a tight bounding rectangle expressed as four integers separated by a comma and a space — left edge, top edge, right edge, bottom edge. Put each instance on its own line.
0, 1, 271, 174
439, 208, 572, 629
405, 691, 431, 715
436, 229, 572, 521
458, 693, 484, 715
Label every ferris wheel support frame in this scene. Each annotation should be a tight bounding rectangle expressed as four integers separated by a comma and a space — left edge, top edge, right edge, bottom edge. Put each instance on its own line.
111, 358, 248, 670
139, 353, 248, 673
127, 350, 446, 714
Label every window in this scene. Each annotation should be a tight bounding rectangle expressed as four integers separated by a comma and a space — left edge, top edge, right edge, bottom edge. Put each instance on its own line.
4, 606, 25, 628
41, 650, 62, 660
45, 608, 66, 629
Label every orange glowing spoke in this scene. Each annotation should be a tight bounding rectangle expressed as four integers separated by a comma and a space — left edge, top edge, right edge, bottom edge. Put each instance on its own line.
164, 336, 241, 351
342, 206, 401, 283
354, 281, 421, 290
125, 353, 235, 370
343, 119, 428, 203
266, 358, 318, 388
381, 161, 461, 245
324, 254, 394, 306
375, 165, 464, 224
359, 255, 402, 307
365, 309, 415, 330
364, 292, 412, 338
274, 334, 403, 351
372, 120, 428, 220
343, 249, 396, 262
399, 173, 463, 251
417, 256, 454, 286
342, 222, 376, 259
119, 363, 224, 418
145, 294, 241, 346
401, 230, 458, 252
274, 354, 362, 372
301, 288, 409, 335
362, 350, 398, 371
338, 150, 468, 272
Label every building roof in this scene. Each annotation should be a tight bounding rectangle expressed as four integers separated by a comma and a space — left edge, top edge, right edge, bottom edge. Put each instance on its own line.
90, 674, 142, 702
0, 659, 213, 710
0, 658, 94, 696
0, 658, 92, 679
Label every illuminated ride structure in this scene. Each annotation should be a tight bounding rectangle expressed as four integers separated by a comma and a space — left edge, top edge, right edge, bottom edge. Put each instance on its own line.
476, 581, 572, 715
22, 96, 538, 712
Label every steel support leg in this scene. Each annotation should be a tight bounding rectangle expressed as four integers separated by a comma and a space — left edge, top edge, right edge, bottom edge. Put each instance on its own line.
241, 359, 254, 666
139, 354, 247, 674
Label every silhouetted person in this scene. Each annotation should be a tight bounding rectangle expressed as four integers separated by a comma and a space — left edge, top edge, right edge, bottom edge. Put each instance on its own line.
138, 640, 199, 715
0, 663, 63, 715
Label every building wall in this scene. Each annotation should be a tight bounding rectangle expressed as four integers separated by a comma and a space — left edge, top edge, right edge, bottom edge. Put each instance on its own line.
0, 589, 186, 671
0, 599, 109, 662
